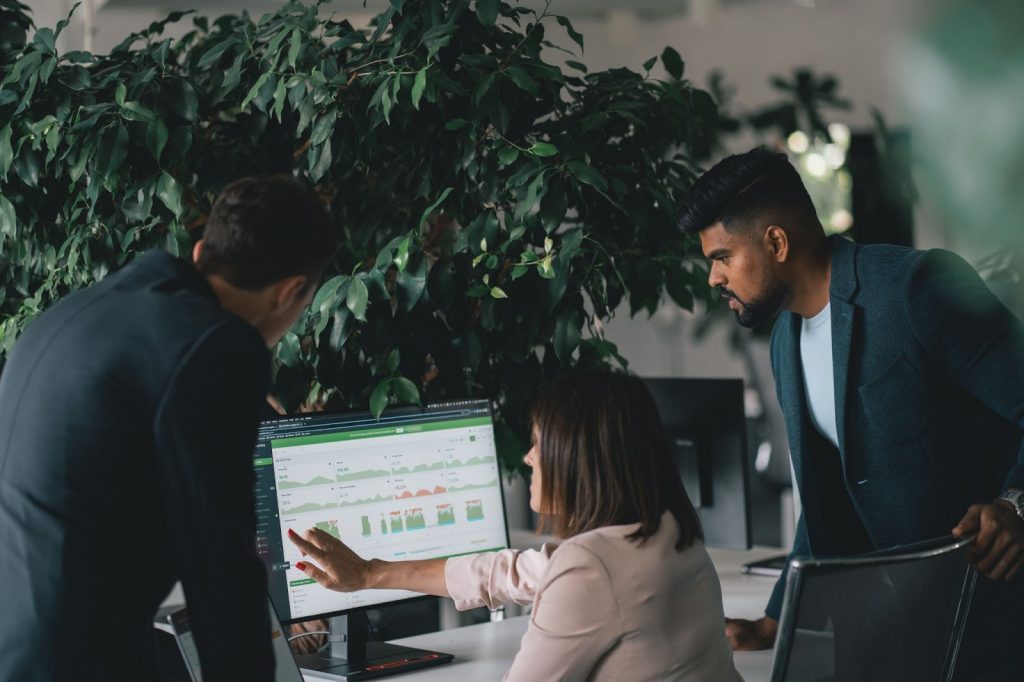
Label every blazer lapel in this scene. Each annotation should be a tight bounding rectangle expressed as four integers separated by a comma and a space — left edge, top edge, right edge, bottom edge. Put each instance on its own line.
776, 311, 811, 495
828, 237, 860, 470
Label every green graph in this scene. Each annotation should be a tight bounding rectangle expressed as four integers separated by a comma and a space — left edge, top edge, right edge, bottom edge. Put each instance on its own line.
360, 516, 371, 537
466, 500, 484, 522
338, 493, 393, 508
380, 515, 388, 535
448, 480, 498, 493
336, 468, 390, 482
315, 520, 340, 539
283, 501, 338, 514
447, 455, 496, 468
391, 461, 445, 475
390, 513, 404, 533
405, 508, 426, 531
278, 475, 334, 489
437, 505, 456, 526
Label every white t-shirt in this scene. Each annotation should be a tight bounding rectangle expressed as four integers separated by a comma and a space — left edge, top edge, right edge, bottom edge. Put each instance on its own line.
800, 302, 840, 449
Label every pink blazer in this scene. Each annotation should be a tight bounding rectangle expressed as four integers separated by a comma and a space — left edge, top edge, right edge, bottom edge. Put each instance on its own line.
445, 511, 742, 681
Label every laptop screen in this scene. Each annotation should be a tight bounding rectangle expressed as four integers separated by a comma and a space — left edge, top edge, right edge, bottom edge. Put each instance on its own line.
253, 400, 510, 622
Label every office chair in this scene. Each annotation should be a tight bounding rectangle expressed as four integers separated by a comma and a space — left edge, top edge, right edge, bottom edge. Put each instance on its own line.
769, 535, 977, 682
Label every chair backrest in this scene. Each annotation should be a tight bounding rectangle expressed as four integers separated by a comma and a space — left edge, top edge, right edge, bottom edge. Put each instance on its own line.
769, 536, 978, 682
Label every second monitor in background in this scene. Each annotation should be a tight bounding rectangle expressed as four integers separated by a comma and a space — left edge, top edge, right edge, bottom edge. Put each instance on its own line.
643, 378, 751, 550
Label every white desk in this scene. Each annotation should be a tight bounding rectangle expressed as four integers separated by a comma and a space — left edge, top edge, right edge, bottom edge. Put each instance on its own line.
333, 546, 782, 682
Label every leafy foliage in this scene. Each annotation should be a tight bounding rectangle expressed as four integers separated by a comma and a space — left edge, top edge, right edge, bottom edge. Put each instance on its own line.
0, 0, 719, 473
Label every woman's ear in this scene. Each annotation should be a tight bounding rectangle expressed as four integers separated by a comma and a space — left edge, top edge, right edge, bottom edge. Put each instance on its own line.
764, 225, 790, 263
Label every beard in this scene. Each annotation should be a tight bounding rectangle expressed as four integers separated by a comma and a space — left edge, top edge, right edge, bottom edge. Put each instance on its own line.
718, 271, 790, 328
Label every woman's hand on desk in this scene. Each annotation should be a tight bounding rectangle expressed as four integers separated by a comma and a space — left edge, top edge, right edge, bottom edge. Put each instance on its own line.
287, 528, 372, 591
724, 616, 777, 651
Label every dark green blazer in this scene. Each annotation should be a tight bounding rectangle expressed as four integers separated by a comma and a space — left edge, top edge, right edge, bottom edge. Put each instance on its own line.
0, 252, 275, 681
766, 236, 1024, 671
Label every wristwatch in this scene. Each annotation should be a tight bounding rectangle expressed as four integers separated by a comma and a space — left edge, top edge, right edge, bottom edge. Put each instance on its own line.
997, 489, 1024, 522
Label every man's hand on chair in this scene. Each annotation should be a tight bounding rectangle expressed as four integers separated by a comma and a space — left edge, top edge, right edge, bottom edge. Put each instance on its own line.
953, 502, 1024, 582
724, 616, 778, 651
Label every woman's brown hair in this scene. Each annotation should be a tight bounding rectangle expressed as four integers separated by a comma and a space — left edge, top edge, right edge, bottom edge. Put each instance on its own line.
531, 370, 703, 550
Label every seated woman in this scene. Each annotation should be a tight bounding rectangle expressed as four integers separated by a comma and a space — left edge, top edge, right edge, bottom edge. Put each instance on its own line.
287, 371, 741, 681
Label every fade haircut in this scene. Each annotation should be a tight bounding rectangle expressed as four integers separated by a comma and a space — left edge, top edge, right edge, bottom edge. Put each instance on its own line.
676, 147, 818, 236
197, 175, 337, 291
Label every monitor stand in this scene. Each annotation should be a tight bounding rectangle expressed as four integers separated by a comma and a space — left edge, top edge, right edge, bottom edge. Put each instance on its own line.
295, 613, 453, 681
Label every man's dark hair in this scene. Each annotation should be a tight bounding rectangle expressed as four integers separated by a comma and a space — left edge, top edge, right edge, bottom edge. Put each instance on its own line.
676, 147, 818, 235
197, 175, 337, 290
531, 370, 703, 551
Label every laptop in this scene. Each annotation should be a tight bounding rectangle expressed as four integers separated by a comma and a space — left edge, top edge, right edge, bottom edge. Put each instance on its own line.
166, 596, 305, 682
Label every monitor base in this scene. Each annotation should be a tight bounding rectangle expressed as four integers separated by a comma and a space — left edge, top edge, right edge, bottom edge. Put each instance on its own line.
297, 642, 452, 680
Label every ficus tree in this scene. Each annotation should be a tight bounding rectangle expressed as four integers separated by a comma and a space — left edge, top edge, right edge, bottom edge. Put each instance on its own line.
0, 0, 720, 473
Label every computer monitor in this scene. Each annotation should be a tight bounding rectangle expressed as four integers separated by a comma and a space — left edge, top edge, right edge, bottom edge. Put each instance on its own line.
642, 378, 751, 550
252, 399, 509, 679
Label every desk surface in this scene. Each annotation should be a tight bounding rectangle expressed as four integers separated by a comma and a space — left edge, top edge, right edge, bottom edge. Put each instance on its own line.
308, 546, 781, 681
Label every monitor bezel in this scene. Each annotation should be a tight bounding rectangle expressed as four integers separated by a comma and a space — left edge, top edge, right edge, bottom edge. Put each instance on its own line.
256, 398, 513, 626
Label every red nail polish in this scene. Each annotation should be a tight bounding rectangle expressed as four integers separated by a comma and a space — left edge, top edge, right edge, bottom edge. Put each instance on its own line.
295, 562, 306, 571
288, 529, 296, 536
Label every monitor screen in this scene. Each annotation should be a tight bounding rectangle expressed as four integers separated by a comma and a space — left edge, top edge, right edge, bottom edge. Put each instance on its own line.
253, 400, 509, 623
642, 378, 751, 550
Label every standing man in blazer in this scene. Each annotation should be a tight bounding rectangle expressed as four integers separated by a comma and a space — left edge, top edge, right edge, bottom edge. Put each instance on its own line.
677, 148, 1024, 679
0, 175, 336, 681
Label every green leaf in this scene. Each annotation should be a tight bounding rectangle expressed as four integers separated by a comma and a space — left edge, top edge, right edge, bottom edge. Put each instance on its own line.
553, 306, 583, 362
241, 72, 270, 111
556, 16, 584, 52
287, 28, 302, 67
96, 125, 130, 177
393, 236, 411, 271
346, 276, 369, 321
529, 141, 558, 157
511, 264, 528, 280
277, 331, 301, 366
0, 125, 12, 179
313, 275, 346, 313
418, 187, 453, 228
498, 147, 519, 165
559, 228, 584, 264
167, 78, 199, 121
370, 379, 391, 419
115, 83, 126, 106
490, 286, 508, 299
145, 118, 168, 161
271, 74, 288, 121
156, 172, 183, 216
391, 377, 421, 406
642, 56, 657, 72
0, 195, 16, 237
310, 139, 332, 182
445, 118, 467, 131
120, 100, 155, 122
384, 348, 400, 372
197, 39, 235, 67
471, 72, 496, 107
566, 160, 608, 192
477, 0, 500, 26
661, 46, 684, 80
328, 308, 354, 353
504, 66, 539, 96
411, 67, 427, 110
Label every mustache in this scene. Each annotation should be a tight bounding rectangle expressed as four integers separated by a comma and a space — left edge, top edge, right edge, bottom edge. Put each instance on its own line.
716, 286, 738, 301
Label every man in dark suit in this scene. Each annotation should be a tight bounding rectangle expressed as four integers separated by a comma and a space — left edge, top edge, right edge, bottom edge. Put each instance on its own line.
0, 175, 336, 680
677, 148, 1024, 679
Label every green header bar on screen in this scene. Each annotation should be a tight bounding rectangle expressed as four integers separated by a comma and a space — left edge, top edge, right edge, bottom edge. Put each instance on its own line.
271, 416, 492, 449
